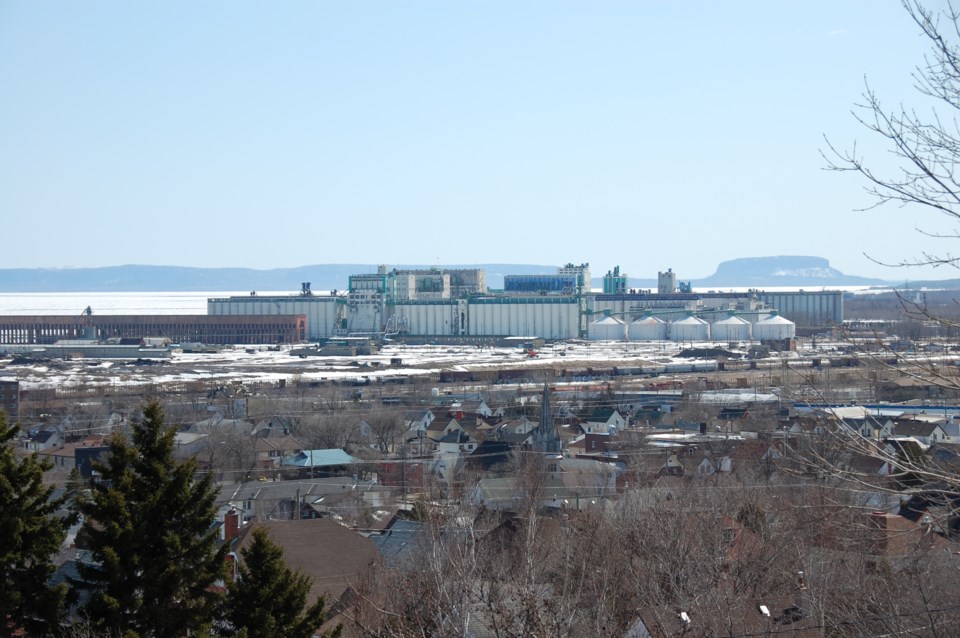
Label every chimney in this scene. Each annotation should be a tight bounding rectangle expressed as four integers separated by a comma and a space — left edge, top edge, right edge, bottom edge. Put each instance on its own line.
224, 509, 240, 543
795, 570, 807, 611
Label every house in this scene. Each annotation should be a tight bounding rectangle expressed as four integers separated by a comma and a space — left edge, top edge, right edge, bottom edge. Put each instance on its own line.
37, 443, 77, 471
173, 431, 209, 461
583, 407, 626, 433
496, 417, 536, 437
403, 409, 434, 433
695, 455, 732, 477
941, 419, 960, 443
74, 435, 110, 477
224, 477, 387, 523
48, 550, 98, 624
629, 594, 822, 637
254, 434, 303, 471
852, 416, 894, 440
784, 415, 827, 436
434, 428, 476, 455
280, 448, 358, 478
928, 442, 960, 468
299, 480, 392, 521
446, 399, 494, 420
35, 434, 109, 474
567, 432, 613, 457
371, 518, 428, 567
471, 476, 571, 511
429, 453, 463, 492
467, 440, 517, 471
424, 416, 466, 443
816, 405, 890, 429
252, 415, 295, 438
473, 416, 502, 438
658, 452, 686, 477
879, 375, 953, 402
234, 518, 378, 609
376, 457, 430, 492
866, 509, 958, 557
892, 417, 948, 446
24, 424, 63, 452
809, 504, 960, 575
186, 414, 255, 436
557, 457, 621, 499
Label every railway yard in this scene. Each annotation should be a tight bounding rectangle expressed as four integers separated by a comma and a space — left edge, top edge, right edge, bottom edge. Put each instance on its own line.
3, 335, 953, 416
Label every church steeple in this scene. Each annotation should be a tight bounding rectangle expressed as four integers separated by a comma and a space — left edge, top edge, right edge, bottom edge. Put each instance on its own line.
533, 384, 560, 455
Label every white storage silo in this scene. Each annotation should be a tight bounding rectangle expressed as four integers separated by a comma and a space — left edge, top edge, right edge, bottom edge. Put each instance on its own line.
711, 315, 751, 341
589, 315, 627, 341
753, 313, 796, 340
670, 316, 710, 342
629, 315, 668, 341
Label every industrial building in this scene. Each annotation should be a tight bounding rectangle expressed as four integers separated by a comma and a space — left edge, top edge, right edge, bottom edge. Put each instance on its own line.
504, 263, 590, 296
205, 263, 830, 342
206, 294, 343, 341
0, 264, 834, 349
0, 315, 306, 345
602, 266, 628, 295
754, 291, 843, 330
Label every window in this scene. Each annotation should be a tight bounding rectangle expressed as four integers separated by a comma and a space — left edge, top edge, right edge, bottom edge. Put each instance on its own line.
722, 528, 736, 546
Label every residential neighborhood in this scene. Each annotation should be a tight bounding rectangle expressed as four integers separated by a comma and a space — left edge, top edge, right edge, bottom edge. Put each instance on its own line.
6, 346, 960, 636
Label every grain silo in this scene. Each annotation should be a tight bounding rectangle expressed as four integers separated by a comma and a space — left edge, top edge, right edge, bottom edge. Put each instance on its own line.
670, 315, 710, 341
629, 315, 668, 341
711, 315, 751, 341
589, 315, 627, 341
753, 313, 796, 340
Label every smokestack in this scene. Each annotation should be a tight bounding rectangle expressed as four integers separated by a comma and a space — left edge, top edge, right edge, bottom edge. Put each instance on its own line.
224, 509, 240, 542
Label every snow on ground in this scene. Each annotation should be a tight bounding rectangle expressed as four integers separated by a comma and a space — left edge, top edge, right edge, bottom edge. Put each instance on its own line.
1, 338, 864, 391
2, 340, 698, 390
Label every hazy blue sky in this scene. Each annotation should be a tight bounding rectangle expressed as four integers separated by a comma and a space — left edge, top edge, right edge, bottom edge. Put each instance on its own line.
0, 1, 954, 280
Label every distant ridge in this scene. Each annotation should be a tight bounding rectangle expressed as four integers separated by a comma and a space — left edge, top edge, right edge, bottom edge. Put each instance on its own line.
0, 257, 936, 293
0, 264, 558, 293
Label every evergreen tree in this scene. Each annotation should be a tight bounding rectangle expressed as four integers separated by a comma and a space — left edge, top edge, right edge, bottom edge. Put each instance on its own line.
224, 527, 341, 638
77, 401, 226, 638
0, 410, 72, 637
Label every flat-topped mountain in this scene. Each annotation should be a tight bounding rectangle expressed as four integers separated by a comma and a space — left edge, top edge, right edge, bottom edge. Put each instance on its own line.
692, 256, 889, 287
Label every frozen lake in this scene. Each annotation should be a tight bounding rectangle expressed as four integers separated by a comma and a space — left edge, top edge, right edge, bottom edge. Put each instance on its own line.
0, 292, 289, 315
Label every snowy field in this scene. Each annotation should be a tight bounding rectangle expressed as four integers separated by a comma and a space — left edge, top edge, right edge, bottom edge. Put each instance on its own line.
2, 340, 753, 391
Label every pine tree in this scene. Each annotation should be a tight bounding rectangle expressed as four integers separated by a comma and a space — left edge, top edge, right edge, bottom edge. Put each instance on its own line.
77, 401, 227, 638
0, 409, 72, 637
224, 527, 341, 638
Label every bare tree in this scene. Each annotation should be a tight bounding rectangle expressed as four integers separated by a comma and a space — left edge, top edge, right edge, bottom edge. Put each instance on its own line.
194, 423, 256, 481
825, 1, 960, 272
298, 413, 358, 450
366, 408, 404, 456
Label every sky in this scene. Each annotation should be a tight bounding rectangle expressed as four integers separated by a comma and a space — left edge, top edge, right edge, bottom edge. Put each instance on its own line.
0, 1, 956, 281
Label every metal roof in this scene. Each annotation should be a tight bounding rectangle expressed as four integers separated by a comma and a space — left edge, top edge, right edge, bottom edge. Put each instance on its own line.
281, 448, 358, 468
